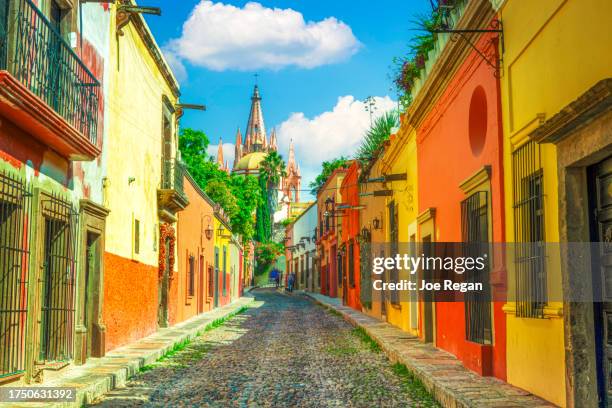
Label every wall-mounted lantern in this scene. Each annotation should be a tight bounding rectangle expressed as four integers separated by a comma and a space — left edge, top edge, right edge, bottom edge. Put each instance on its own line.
325, 196, 334, 213
218, 224, 225, 237
372, 217, 381, 230
203, 215, 213, 240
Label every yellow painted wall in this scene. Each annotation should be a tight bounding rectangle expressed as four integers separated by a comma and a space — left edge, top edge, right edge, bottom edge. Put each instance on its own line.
213, 214, 232, 298
499, 0, 612, 405
359, 158, 387, 320
382, 126, 419, 335
105, 7, 179, 267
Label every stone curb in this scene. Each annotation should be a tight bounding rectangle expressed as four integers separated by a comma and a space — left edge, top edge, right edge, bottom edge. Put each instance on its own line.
4, 296, 255, 408
303, 292, 554, 408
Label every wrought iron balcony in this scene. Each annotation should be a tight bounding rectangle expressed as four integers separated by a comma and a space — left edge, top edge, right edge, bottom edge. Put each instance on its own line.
158, 159, 189, 220
0, 0, 101, 160
161, 159, 186, 194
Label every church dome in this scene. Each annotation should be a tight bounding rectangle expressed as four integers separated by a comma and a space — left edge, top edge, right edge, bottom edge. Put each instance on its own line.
234, 152, 267, 172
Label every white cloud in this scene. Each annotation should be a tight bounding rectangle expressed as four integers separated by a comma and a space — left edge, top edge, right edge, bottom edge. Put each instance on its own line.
275, 95, 397, 198
163, 50, 187, 83
166, 1, 360, 72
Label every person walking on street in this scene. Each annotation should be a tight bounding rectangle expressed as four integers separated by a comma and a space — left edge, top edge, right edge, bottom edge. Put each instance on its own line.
288, 272, 295, 293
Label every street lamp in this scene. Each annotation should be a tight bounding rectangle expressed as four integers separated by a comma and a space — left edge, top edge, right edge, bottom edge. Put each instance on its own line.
203, 215, 213, 240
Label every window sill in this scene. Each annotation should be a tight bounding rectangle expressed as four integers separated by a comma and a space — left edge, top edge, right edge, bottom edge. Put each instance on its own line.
502, 303, 563, 319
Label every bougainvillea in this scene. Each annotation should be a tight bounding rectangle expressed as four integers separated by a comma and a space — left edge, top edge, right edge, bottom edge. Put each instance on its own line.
159, 223, 176, 280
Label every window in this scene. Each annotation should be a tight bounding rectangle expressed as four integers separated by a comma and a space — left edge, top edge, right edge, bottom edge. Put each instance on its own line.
40, 194, 78, 362
388, 201, 399, 304
348, 240, 355, 287
461, 191, 492, 344
222, 247, 227, 296
301, 255, 306, 285
133, 219, 140, 255
359, 239, 372, 308
0, 172, 31, 377
207, 265, 214, 298
512, 141, 546, 318
188, 255, 195, 297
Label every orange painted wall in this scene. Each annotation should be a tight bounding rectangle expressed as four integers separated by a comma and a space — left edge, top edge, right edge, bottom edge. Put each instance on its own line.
103, 252, 158, 352
340, 161, 361, 310
176, 176, 215, 323
416, 30, 506, 379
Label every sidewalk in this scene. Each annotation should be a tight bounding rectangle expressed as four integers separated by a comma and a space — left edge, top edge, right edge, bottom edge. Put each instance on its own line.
4, 296, 254, 408
304, 292, 554, 408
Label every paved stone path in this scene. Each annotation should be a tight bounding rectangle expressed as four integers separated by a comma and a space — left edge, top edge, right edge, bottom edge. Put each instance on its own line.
89, 288, 439, 407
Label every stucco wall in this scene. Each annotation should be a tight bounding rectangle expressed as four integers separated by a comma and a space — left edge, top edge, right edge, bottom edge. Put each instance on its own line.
176, 176, 216, 322
417, 29, 506, 379
498, 0, 612, 404
103, 252, 158, 351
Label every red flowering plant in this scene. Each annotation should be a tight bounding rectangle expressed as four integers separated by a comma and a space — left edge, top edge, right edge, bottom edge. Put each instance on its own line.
391, 1, 461, 110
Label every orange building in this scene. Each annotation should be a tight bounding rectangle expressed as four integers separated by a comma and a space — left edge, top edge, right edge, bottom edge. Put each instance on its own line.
339, 161, 361, 310
174, 173, 216, 324
411, 6, 506, 379
316, 167, 347, 298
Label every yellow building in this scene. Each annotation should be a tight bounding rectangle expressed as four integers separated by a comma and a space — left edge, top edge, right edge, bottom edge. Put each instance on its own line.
213, 210, 233, 307
359, 154, 388, 320
378, 121, 419, 336
103, 1, 186, 350
497, 0, 612, 405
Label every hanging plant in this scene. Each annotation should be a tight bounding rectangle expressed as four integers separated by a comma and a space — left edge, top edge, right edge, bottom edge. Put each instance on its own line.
391, 1, 462, 110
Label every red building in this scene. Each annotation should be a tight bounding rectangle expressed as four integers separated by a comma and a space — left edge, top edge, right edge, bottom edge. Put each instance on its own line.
340, 161, 361, 310
414, 21, 506, 379
316, 167, 347, 298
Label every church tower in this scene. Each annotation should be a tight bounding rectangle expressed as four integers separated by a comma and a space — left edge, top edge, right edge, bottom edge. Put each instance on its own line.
282, 139, 301, 202
244, 85, 266, 153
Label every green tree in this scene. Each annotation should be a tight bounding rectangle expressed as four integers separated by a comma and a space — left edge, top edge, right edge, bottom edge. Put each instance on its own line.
355, 110, 400, 163
229, 175, 261, 240
309, 157, 350, 195
179, 127, 260, 242
254, 241, 284, 275
255, 151, 286, 241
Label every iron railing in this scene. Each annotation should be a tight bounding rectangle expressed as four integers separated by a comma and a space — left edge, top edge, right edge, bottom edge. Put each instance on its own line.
461, 191, 492, 344
39, 194, 78, 363
161, 158, 186, 197
512, 141, 546, 318
0, 171, 31, 379
0, 0, 100, 144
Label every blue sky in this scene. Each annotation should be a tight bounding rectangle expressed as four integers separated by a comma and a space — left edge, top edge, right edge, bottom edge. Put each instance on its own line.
143, 0, 430, 197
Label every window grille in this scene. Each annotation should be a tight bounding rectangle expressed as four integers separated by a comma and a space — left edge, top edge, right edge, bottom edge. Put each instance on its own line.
0, 171, 31, 378
207, 265, 214, 298
359, 241, 372, 308
39, 193, 78, 362
188, 255, 195, 297
222, 247, 227, 296
337, 251, 343, 288
348, 240, 355, 287
388, 201, 399, 304
461, 191, 492, 344
512, 141, 546, 318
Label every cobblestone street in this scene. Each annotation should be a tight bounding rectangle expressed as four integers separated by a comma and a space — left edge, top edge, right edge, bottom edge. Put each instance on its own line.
89, 289, 438, 407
